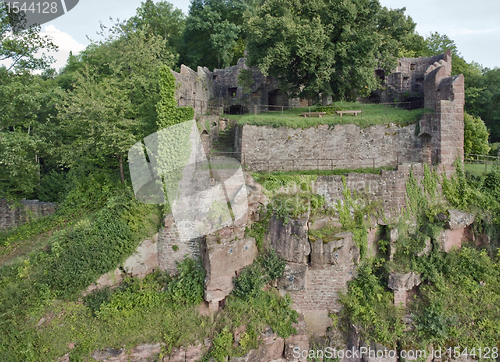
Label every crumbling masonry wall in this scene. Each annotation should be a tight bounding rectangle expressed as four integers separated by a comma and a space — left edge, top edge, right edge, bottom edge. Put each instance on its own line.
157, 214, 201, 274
0, 199, 57, 230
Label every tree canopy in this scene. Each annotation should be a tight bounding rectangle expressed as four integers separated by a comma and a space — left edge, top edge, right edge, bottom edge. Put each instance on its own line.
0, 2, 58, 71
244, 0, 421, 101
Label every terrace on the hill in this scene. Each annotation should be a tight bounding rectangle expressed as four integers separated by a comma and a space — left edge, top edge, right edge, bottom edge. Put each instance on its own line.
230, 102, 434, 129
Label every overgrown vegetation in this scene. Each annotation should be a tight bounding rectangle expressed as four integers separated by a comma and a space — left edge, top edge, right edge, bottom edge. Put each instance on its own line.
339, 161, 500, 352
339, 260, 405, 347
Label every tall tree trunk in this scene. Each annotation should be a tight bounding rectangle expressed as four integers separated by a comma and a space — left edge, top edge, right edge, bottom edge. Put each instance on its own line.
118, 154, 125, 183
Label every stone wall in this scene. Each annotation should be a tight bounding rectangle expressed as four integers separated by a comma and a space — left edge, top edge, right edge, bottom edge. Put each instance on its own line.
157, 214, 201, 274
171, 65, 215, 117
379, 53, 447, 104
0, 199, 57, 230
236, 123, 422, 171
315, 163, 427, 220
419, 50, 464, 170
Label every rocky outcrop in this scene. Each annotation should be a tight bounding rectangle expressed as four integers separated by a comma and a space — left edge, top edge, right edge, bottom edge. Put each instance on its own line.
85, 235, 159, 295
269, 214, 310, 264
310, 232, 360, 269
201, 226, 258, 310
277, 263, 307, 291
446, 209, 475, 230
90, 344, 164, 362
388, 272, 421, 308
440, 209, 475, 252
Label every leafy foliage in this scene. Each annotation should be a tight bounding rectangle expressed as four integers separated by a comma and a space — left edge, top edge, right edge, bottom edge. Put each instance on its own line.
339, 260, 405, 347
245, 0, 420, 100
166, 257, 205, 306
0, 2, 58, 71
233, 251, 286, 298
464, 112, 490, 156
179, 0, 250, 70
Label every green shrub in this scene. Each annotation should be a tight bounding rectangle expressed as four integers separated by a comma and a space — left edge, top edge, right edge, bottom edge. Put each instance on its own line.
316, 105, 343, 114
245, 205, 271, 252
339, 260, 405, 347
233, 251, 286, 298
233, 262, 266, 298
44, 203, 136, 298
166, 257, 205, 306
83, 287, 113, 316
260, 250, 286, 281
211, 326, 234, 362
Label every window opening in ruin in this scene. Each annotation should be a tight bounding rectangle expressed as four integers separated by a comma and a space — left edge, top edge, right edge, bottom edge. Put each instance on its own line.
213, 74, 218, 80
410, 64, 416, 71
228, 87, 237, 98
225, 105, 249, 115
268, 89, 283, 106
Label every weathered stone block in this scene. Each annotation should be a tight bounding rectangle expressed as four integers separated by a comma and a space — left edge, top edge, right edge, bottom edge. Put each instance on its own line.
446, 209, 475, 230
388, 272, 421, 291
269, 214, 310, 264
202, 229, 258, 306
322, 232, 360, 266
440, 228, 466, 252
277, 263, 307, 291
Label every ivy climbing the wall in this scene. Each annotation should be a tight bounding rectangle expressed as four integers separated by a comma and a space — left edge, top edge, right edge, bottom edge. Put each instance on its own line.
154, 65, 196, 210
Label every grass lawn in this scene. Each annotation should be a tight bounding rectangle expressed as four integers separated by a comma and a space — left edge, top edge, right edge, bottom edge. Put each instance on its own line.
230, 102, 433, 129
464, 162, 498, 175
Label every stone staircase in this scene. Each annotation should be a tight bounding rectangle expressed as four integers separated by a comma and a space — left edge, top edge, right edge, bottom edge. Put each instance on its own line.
211, 119, 236, 155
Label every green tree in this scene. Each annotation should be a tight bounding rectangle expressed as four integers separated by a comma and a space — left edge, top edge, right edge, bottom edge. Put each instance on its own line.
0, 69, 62, 199
126, 0, 186, 56
56, 27, 172, 181
179, 0, 251, 70
473, 68, 500, 142
0, 2, 58, 71
463, 112, 490, 156
245, 0, 420, 101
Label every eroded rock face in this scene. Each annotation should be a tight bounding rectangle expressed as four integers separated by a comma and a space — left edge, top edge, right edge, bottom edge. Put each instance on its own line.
388, 272, 421, 291
269, 214, 311, 264
244, 172, 269, 222
202, 226, 258, 308
446, 209, 475, 230
91, 344, 163, 361
310, 232, 360, 268
277, 263, 307, 291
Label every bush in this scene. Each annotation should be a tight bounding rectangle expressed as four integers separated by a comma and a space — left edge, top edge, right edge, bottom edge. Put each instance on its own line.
464, 112, 490, 156
166, 257, 205, 306
233, 251, 286, 298
316, 105, 343, 114
339, 260, 405, 347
